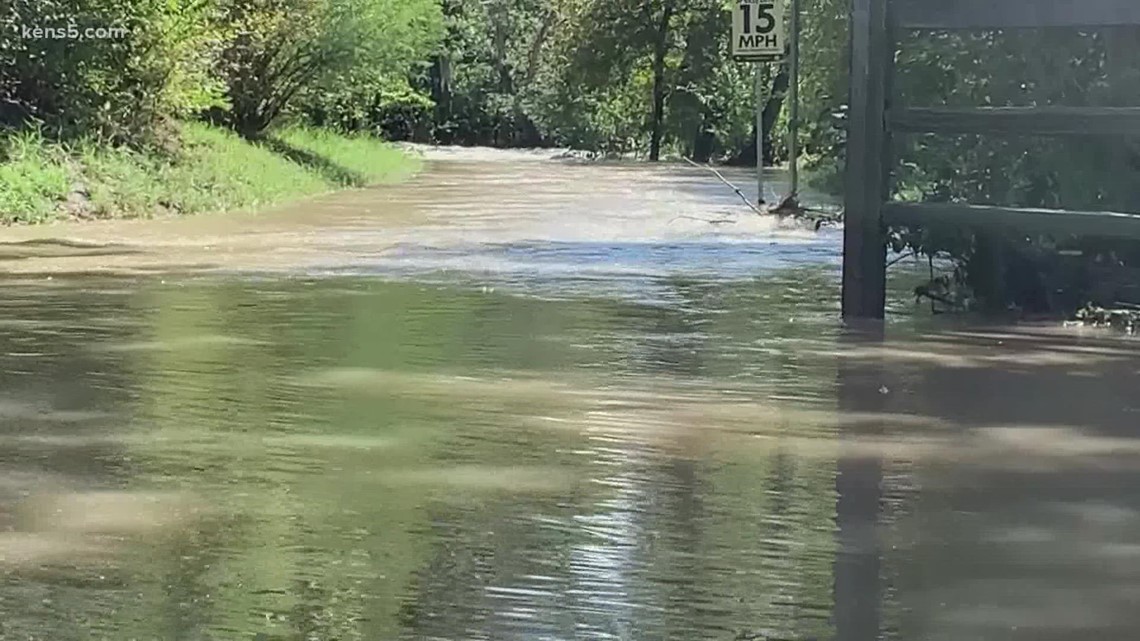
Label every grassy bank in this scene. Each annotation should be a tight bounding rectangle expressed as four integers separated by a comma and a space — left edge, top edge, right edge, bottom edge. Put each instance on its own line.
0, 123, 420, 225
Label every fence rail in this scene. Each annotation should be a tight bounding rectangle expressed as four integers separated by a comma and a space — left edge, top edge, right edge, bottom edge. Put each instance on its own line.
893, 0, 1140, 29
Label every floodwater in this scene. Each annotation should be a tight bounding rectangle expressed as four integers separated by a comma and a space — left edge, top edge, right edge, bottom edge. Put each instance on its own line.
1, 147, 1139, 641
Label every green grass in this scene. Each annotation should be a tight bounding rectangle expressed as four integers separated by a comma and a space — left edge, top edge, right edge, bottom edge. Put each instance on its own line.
0, 131, 72, 224
272, 125, 419, 187
159, 123, 333, 215
0, 122, 421, 224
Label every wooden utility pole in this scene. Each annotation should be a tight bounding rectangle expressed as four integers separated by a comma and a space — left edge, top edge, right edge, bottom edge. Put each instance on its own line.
841, 0, 890, 319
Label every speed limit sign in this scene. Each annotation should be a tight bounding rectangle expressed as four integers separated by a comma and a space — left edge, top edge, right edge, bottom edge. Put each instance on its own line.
731, 0, 785, 61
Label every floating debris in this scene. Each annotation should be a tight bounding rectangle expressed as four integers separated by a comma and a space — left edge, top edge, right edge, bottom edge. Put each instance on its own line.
1073, 304, 1139, 335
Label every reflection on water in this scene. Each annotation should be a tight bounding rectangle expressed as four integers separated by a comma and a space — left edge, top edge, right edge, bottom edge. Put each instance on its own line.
0, 271, 1137, 641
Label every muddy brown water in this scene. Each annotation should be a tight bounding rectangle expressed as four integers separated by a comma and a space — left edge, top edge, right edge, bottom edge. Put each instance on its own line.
1, 147, 1139, 640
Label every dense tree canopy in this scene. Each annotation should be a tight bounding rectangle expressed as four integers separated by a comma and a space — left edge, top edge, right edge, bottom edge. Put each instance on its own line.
2, 0, 225, 143
216, 0, 442, 138
0, 0, 809, 157
1, 0, 442, 142
410, 0, 770, 160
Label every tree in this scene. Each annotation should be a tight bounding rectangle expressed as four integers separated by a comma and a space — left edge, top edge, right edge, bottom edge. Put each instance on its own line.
213, 0, 441, 138
420, 0, 558, 147
552, 0, 682, 160
670, 0, 756, 162
647, 0, 679, 161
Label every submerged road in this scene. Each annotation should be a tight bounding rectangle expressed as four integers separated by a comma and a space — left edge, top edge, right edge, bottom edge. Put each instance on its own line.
0, 146, 840, 285
3, 146, 1140, 641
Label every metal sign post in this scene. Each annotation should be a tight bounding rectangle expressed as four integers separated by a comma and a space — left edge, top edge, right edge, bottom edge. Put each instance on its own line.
755, 67, 766, 204
732, 0, 786, 207
788, 0, 800, 197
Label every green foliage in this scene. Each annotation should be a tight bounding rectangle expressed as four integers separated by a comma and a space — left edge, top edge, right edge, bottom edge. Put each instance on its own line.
421, 0, 557, 146
161, 123, 332, 212
272, 125, 422, 186
0, 122, 417, 222
794, 0, 847, 172
525, 0, 670, 154
0, 0, 776, 159
0, 129, 71, 223
667, 1, 756, 160
887, 29, 1140, 312
75, 140, 169, 216
1, 0, 225, 144
294, 0, 442, 137
418, 0, 763, 158
772, 7, 1140, 313
63, 124, 336, 218
1, 0, 434, 221
215, 0, 442, 137
2, 0, 441, 143
300, 76, 437, 141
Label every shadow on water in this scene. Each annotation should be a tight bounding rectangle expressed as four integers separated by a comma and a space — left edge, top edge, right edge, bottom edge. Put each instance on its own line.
0, 265, 1138, 640
830, 322, 1140, 641
257, 137, 367, 187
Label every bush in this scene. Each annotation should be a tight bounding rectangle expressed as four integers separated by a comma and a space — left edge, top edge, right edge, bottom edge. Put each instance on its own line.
1, 0, 225, 145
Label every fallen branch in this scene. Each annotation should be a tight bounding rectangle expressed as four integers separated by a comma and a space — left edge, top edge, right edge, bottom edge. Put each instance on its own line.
683, 157, 764, 215
915, 288, 957, 307
1074, 304, 1139, 333
886, 251, 918, 269
765, 192, 844, 230
768, 193, 801, 216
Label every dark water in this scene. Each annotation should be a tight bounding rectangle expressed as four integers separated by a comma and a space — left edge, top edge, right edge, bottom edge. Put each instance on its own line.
2, 153, 1140, 641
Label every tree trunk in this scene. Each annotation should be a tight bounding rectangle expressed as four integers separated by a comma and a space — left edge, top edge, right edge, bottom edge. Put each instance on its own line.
490, 2, 514, 95
691, 121, 715, 163
761, 65, 790, 164
726, 66, 790, 166
648, 2, 675, 162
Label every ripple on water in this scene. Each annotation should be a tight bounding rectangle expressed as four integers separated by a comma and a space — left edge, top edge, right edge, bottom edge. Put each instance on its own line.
0, 152, 1138, 641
